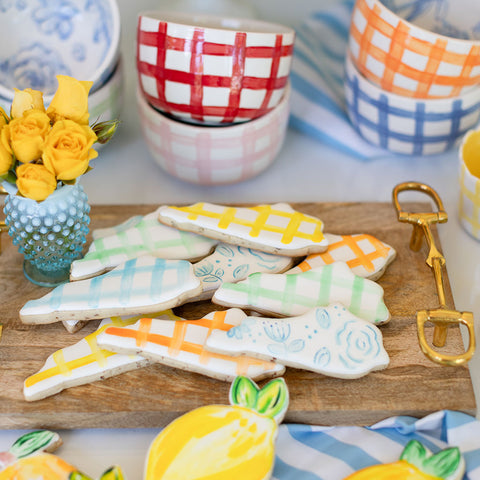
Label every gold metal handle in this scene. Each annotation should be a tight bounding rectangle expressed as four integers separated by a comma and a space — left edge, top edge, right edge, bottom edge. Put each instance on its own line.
0, 184, 7, 254
392, 181, 476, 366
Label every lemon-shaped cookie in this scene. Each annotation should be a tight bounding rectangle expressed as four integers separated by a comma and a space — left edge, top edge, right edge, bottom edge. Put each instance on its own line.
144, 376, 289, 480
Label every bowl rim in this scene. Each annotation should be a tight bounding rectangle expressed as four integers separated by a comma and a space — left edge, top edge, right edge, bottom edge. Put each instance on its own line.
345, 51, 480, 105
368, 0, 480, 46
0, 0, 121, 101
138, 10, 295, 36
137, 81, 291, 132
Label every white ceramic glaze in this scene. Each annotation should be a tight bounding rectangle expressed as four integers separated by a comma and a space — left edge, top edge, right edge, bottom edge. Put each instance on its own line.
0, 0, 121, 101
157, 202, 328, 255
70, 207, 217, 281
344, 53, 480, 155
206, 304, 390, 379
136, 10, 294, 124
212, 261, 391, 324
137, 84, 290, 185
96, 308, 285, 382
349, 0, 480, 98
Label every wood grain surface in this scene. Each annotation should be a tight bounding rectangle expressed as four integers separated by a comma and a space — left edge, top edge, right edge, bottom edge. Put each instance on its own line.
0, 202, 476, 429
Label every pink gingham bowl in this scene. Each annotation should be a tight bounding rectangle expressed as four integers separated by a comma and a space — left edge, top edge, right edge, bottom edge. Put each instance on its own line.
136, 10, 294, 125
349, 0, 480, 99
137, 82, 290, 185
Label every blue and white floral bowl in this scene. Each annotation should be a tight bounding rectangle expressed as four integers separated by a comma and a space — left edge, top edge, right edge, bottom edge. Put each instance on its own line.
0, 0, 120, 101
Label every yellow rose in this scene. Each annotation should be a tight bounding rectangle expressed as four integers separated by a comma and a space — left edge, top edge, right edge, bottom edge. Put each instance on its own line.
0, 127, 13, 175
42, 119, 98, 181
0, 106, 9, 127
4, 109, 51, 163
46, 75, 93, 125
16, 163, 57, 201
11, 88, 45, 119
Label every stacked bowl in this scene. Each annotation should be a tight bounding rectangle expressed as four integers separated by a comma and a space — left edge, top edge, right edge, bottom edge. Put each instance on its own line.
0, 0, 123, 133
344, 0, 480, 155
136, 11, 295, 185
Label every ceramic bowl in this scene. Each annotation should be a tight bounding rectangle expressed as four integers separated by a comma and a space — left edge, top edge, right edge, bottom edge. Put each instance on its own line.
458, 128, 480, 240
137, 82, 290, 185
0, 0, 121, 102
136, 10, 294, 125
349, 0, 480, 99
0, 56, 124, 134
344, 53, 480, 155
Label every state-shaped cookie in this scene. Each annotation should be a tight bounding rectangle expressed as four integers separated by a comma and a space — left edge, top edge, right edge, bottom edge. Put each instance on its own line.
287, 233, 396, 281
96, 309, 286, 382
206, 305, 389, 379
192, 243, 294, 301
157, 202, 329, 256
212, 261, 390, 324
24, 312, 174, 401
70, 208, 217, 281
20, 256, 202, 324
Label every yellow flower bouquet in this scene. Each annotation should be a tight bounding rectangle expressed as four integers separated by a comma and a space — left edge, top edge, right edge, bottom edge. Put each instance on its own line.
0, 75, 118, 201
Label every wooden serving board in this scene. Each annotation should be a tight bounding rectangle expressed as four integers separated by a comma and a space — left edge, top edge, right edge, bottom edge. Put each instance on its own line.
0, 202, 476, 429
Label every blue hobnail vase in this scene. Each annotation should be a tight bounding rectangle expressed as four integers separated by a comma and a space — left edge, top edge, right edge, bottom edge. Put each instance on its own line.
3, 182, 90, 287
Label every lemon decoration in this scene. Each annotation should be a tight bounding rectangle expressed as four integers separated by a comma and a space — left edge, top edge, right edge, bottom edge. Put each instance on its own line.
144, 376, 289, 480
0, 430, 125, 480
344, 439, 465, 480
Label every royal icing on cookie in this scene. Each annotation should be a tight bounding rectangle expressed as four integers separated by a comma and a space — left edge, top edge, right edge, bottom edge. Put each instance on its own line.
206, 305, 389, 379
23, 313, 174, 401
92, 214, 143, 240
157, 202, 329, 256
213, 261, 390, 324
96, 309, 285, 382
144, 376, 288, 480
344, 440, 465, 480
287, 233, 396, 281
192, 243, 294, 301
20, 256, 202, 324
0, 431, 125, 480
70, 208, 217, 281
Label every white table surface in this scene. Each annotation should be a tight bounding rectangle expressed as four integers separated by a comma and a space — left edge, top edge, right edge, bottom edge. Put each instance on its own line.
2, 0, 480, 477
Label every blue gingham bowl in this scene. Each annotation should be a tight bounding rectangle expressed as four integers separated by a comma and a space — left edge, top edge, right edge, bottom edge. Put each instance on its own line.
0, 0, 120, 102
344, 52, 480, 156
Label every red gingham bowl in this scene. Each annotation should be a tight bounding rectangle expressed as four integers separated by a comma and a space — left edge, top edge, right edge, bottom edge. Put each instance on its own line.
136, 11, 295, 125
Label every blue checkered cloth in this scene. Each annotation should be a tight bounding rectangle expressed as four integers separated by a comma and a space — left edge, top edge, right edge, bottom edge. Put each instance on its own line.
274, 410, 480, 479
289, 0, 480, 159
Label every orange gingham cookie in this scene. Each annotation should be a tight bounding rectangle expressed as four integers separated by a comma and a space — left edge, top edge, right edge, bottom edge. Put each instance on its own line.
287, 233, 396, 281
349, 0, 480, 98
96, 309, 286, 382
157, 203, 328, 256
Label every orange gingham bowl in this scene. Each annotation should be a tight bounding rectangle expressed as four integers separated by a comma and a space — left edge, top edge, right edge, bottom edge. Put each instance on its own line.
348, 0, 480, 99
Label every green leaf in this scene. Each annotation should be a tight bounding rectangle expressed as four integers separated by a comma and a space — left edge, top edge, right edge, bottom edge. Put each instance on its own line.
256, 378, 289, 424
229, 376, 259, 409
422, 448, 462, 478
9, 430, 61, 458
400, 440, 427, 468
99, 466, 125, 480
69, 472, 93, 480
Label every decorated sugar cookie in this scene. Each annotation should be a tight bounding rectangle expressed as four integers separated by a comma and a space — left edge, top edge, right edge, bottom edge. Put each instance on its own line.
92, 214, 143, 240
144, 376, 288, 480
23, 312, 178, 401
0, 430, 124, 480
96, 309, 285, 382
287, 233, 396, 281
206, 305, 389, 379
213, 261, 390, 324
192, 243, 294, 301
344, 439, 465, 480
20, 256, 202, 324
157, 202, 329, 256
70, 208, 217, 281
